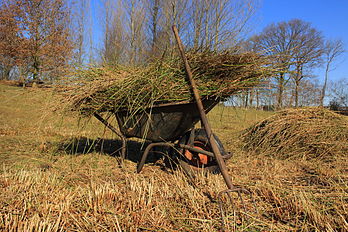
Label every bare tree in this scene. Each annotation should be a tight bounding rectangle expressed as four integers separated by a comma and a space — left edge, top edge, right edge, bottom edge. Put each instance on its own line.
189, 0, 257, 51
212, 0, 257, 50
99, 0, 258, 64
296, 79, 321, 106
71, 0, 91, 65
290, 19, 324, 107
191, 0, 207, 50
126, 0, 147, 64
250, 19, 324, 108
144, 0, 174, 60
329, 78, 348, 107
102, 0, 126, 65
249, 22, 294, 108
148, 0, 161, 50
162, 0, 190, 50
320, 39, 345, 106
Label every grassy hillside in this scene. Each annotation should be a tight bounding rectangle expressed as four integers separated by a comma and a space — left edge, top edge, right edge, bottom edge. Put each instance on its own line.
0, 83, 347, 231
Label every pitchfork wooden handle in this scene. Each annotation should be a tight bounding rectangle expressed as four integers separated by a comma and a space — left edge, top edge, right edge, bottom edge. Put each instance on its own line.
172, 25, 234, 190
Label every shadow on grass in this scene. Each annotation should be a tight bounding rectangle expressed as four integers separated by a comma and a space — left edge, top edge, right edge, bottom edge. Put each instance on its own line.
57, 137, 217, 202
58, 137, 170, 166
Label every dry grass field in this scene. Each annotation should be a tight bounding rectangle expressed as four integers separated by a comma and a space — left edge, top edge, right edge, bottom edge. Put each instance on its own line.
0, 83, 347, 231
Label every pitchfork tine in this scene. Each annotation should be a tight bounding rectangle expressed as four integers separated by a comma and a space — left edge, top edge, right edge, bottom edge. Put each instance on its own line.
218, 187, 258, 230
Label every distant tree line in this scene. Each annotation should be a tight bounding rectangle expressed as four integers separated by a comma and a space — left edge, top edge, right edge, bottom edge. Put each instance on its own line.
97, 0, 257, 65
0, 0, 346, 107
237, 19, 345, 108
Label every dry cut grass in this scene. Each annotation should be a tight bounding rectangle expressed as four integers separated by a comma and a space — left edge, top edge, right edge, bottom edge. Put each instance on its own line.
243, 107, 348, 160
60, 51, 266, 117
0, 84, 347, 231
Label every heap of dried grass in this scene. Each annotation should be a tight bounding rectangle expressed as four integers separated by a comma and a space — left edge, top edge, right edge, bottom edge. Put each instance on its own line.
61, 51, 266, 116
243, 107, 348, 160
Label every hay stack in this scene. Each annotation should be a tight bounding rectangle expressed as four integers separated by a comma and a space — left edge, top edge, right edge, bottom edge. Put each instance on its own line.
61, 51, 267, 116
243, 108, 348, 160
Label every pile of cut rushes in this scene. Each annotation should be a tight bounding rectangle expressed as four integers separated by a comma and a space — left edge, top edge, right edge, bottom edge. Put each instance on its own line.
60, 51, 268, 117
243, 107, 348, 160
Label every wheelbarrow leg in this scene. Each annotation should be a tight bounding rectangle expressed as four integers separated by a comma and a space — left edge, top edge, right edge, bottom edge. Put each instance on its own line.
120, 136, 126, 161
137, 143, 159, 173
93, 113, 127, 165
137, 142, 176, 173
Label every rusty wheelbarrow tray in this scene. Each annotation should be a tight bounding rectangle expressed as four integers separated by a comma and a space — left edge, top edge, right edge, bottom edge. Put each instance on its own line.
116, 98, 218, 142
93, 97, 231, 173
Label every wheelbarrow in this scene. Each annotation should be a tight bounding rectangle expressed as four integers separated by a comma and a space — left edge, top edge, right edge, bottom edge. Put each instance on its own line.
91, 25, 237, 184
93, 97, 231, 173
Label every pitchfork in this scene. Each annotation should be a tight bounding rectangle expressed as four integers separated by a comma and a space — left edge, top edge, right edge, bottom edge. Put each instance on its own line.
172, 25, 258, 230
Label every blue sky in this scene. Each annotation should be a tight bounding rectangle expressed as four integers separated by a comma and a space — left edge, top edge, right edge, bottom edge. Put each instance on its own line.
255, 0, 348, 83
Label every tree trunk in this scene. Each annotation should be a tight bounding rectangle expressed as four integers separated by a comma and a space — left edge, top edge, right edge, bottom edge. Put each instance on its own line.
294, 66, 302, 108
320, 64, 330, 107
244, 92, 249, 108
1, 67, 11, 80
295, 79, 299, 107
32, 58, 40, 82
277, 73, 284, 109
151, 0, 159, 50
129, 0, 136, 64
249, 89, 254, 107
193, 0, 203, 50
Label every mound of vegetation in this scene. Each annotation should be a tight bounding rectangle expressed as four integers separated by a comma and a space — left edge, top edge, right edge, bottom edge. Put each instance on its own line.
61, 51, 267, 116
243, 107, 348, 160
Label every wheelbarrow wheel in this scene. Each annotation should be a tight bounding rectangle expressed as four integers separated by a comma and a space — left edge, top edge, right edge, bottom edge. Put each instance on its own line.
176, 129, 231, 174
